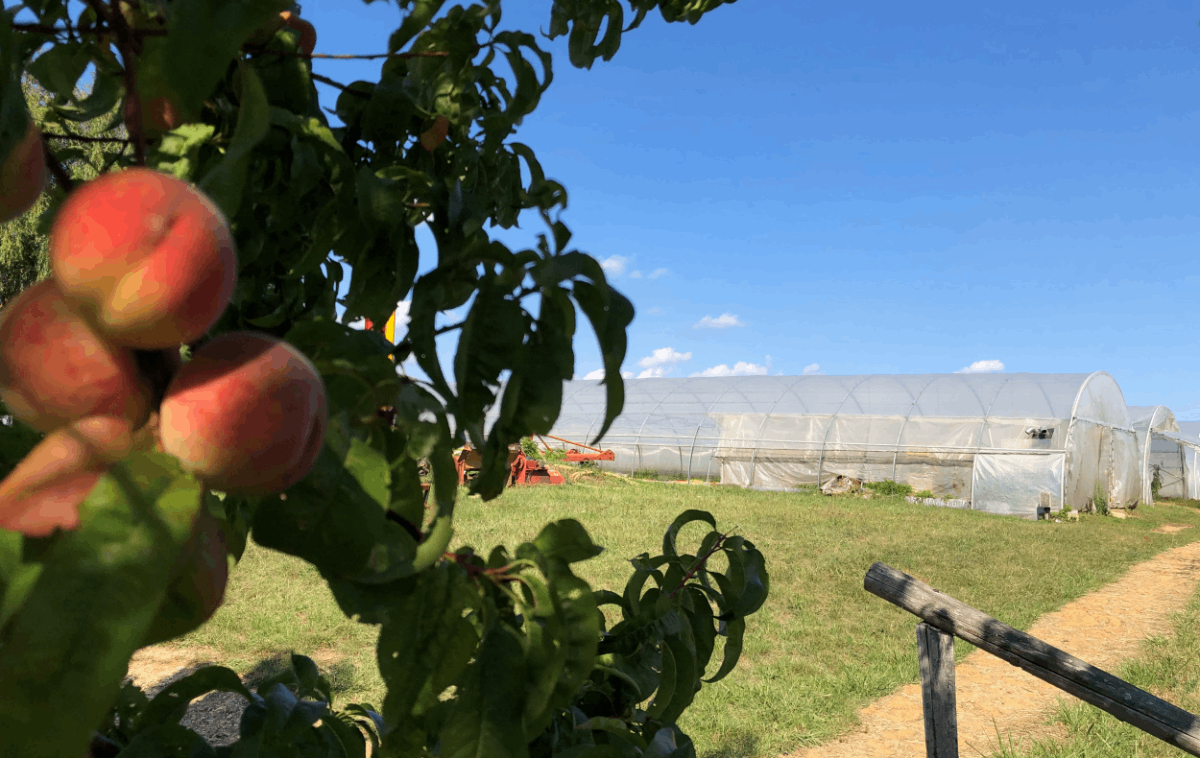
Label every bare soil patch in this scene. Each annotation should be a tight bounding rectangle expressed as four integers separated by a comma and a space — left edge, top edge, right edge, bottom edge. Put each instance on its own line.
788, 539, 1200, 758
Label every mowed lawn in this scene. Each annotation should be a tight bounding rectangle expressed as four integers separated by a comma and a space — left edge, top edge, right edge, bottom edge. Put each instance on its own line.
169, 480, 1200, 758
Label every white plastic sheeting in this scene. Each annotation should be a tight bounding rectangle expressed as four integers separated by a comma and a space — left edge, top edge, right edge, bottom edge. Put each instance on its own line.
547, 372, 1139, 517
1128, 406, 1182, 504
1177, 422, 1200, 500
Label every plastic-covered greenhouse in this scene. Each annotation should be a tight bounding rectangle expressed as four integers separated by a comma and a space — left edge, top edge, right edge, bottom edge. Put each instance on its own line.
545, 372, 1142, 518
1178, 422, 1200, 500
1127, 406, 1192, 503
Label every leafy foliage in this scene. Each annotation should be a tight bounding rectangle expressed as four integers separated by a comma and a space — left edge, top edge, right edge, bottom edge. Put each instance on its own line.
0, 1, 764, 756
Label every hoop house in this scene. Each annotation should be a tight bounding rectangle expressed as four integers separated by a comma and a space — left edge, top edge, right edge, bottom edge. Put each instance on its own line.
547, 372, 1139, 518
1177, 422, 1200, 500
1127, 406, 1187, 503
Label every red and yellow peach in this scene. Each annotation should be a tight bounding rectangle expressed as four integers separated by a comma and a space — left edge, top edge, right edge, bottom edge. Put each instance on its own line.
49, 167, 237, 349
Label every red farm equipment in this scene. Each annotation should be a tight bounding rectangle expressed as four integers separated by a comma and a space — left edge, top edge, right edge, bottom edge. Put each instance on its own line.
537, 434, 615, 464
453, 444, 565, 488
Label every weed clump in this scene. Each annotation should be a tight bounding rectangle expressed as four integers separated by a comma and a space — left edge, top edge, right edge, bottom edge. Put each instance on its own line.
864, 480, 914, 497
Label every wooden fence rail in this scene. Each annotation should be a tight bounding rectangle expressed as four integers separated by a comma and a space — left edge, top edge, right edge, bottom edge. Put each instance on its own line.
864, 561, 1200, 758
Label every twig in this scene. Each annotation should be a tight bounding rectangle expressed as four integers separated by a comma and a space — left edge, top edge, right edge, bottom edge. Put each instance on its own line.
85, 0, 145, 165
309, 72, 367, 96
433, 320, 464, 336
41, 139, 74, 193
669, 530, 730, 597
12, 22, 167, 36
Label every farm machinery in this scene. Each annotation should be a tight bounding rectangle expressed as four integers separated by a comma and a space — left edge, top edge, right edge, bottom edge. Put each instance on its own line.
453, 444, 565, 487
452, 435, 616, 488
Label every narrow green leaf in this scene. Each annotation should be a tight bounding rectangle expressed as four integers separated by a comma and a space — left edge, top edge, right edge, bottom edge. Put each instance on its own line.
702, 617, 745, 684
661, 510, 717, 558
199, 60, 271, 218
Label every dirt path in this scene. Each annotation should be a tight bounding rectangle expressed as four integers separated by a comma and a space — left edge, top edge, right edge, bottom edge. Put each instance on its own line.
790, 526, 1200, 758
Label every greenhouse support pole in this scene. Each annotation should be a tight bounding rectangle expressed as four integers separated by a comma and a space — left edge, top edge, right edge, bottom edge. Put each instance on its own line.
816, 377, 872, 489
746, 376, 808, 488
891, 376, 938, 483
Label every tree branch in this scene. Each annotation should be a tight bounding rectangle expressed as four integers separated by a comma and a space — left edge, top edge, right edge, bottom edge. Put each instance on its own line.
669, 530, 730, 597
12, 22, 167, 37
85, 0, 146, 165
41, 139, 75, 194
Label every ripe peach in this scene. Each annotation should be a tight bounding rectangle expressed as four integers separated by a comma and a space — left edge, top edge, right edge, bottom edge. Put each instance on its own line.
123, 94, 182, 138
0, 415, 133, 536
281, 12, 317, 58
49, 168, 238, 349
0, 119, 47, 222
159, 332, 328, 494
0, 281, 152, 433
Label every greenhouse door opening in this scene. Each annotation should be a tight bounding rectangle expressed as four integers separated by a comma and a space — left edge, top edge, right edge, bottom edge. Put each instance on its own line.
972, 454, 1064, 517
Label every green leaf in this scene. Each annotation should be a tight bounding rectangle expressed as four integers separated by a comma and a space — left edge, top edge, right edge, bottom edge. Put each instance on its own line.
26, 43, 91, 99
531, 519, 604, 567
388, 0, 448, 53
439, 624, 530, 758
158, 0, 291, 120
571, 281, 634, 444
0, 452, 203, 758
251, 446, 382, 577
117, 724, 218, 758
199, 60, 271, 219
662, 510, 717, 558
702, 617, 744, 684
134, 666, 251, 732
377, 563, 476, 727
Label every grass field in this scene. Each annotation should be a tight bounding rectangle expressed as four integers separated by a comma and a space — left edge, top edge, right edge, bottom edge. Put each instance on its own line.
169, 480, 1200, 758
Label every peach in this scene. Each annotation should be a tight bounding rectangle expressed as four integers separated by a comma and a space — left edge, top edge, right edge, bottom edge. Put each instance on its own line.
159, 332, 327, 494
49, 168, 238, 349
0, 119, 47, 222
0, 415, 133, 536
0, 281, 152, 433
123, 94, 182, 139
281, 12, 317, 58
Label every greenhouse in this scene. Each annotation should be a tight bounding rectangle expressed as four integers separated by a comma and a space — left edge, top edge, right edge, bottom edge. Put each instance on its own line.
545, 372, 1141, 518
1127, 406, 1191, 503
1179, 422, 1200, 500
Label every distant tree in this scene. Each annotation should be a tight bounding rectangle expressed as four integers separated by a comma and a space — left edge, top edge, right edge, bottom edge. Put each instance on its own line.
0, 75, 126, 306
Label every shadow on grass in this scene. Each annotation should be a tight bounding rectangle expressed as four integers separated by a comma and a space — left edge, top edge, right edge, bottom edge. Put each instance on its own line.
700, 732, 760, 758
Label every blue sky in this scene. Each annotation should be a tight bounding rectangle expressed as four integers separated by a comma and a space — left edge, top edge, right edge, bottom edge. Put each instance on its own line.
82, 1, 1200, 416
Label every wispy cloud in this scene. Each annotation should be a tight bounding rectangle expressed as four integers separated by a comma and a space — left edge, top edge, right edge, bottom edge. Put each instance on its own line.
694, 313, 745, 329
600, 255, 628, 276
802, 363, 822, 375
691, 361, 768, 378
645, 307, 664, 315
636, 347, 692, 378
629, 270, 642, 279
956, 359, 1005, 374
648, 268, 669, 279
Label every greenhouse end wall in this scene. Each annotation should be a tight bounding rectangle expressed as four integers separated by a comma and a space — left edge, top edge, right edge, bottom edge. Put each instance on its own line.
544, 372, 1139, 517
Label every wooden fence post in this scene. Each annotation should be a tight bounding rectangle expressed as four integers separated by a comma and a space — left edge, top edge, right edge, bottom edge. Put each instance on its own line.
917, 622, 959, 758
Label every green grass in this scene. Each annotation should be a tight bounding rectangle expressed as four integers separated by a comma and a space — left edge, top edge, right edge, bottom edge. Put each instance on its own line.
169, 484, 1200, 758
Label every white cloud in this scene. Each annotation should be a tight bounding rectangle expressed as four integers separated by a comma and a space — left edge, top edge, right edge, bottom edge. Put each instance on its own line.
956, 359, 1005, 374
581, 368, 633, 380
600, 255, 628, 276
690, 361, 769, 378
645, 307, 664, 315
648, 268, 669, 279
802, 363, 822, 375
694, 313, 745, 329
395, 300, 411, 327
635, 347, 692, 378
629, 270, 643, 279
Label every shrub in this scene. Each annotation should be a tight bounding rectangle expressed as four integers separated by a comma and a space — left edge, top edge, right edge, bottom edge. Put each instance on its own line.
864, 479, 915, 497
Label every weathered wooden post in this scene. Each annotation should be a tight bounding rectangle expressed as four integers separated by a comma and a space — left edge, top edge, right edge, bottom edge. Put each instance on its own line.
917, 622, 958, 757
